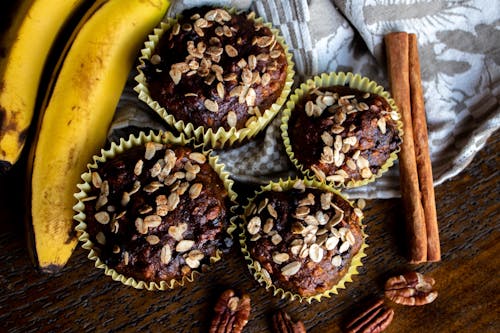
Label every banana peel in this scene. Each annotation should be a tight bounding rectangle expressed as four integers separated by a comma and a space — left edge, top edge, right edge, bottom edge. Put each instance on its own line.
0, 0, 88, 174
26, 0, 170, 273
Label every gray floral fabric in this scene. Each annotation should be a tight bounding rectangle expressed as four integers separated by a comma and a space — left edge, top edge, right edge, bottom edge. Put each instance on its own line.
109, 0, 500, 199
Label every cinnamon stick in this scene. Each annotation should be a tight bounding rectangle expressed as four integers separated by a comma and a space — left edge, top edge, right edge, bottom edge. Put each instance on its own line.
408, 33, 441, 262
384, 32, 427, 263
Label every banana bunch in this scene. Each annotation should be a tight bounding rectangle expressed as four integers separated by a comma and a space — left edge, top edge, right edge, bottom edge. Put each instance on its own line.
0, 0, 169, 273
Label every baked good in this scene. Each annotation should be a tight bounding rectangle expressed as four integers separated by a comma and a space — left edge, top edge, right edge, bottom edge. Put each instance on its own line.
136, 7, 294, 147
282, 73, 402, 187
240, 179, 366, 301
74, 132, 236, 289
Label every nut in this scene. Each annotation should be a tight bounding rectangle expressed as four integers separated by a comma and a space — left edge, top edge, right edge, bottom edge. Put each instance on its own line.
209, 289, 251, 333
345, 299, 394, 333
384, 271, 438, 306
272, 309, 307, 333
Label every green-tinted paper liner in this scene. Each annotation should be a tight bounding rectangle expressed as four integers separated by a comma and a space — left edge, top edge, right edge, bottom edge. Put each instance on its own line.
239, 177, 368, 303
135, 9, 295, 149
73, 130, 237, 290
281, 72, 404, 188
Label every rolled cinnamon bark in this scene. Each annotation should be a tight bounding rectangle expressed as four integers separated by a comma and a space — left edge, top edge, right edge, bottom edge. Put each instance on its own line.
385, 32, 427, 264
408, 33, 441, 262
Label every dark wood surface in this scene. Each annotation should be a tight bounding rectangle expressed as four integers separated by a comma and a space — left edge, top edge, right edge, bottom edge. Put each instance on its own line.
0, 129, 498, 333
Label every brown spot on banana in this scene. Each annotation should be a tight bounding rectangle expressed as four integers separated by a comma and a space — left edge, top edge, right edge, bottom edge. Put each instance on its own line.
0, 106, 28, 143
66, 146, 77, 171
0, 106, 20, 132
0, 106, 4, 127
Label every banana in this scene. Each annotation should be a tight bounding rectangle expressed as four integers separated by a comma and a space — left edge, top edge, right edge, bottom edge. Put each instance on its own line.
0, 1, 34, 74
26, 0, 169, 273
0, 0, 88, 174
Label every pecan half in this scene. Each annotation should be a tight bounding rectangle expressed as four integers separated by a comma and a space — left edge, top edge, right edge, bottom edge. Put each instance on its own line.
272, 310, 307, 333
385, 271, 438, 306
209, 289, 251, 333
344, 299, 394, 333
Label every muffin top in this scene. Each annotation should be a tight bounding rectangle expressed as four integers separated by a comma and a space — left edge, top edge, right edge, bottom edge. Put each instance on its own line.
141, 7, 289, 131
83, 142, 230, 283
244, 181, 364, 297
287, 86, 401, 185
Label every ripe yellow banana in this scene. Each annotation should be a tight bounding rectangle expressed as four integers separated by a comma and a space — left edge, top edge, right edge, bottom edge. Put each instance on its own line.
0, 1, 34, 74
26, 0, 169, 273
0, 0, 87, 174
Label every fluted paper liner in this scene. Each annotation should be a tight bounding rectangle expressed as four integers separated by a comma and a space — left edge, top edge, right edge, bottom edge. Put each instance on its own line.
281, 72, 403, 188
134, 8, 295, 148
239, 177, 368, 303
74, 131, 237, 290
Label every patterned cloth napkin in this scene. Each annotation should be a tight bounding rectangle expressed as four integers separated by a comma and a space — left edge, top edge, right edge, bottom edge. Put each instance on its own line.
109, 0, 500, 199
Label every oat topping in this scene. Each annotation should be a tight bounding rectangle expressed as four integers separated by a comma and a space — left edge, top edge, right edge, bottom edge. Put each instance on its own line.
96, 232, 106, 245
94, 211, 110, 225
281, 261, 301, 276
246, 186, 363, 284
145, 7, 288, 131
288, 86, 401, 186
83, 143, 229, 283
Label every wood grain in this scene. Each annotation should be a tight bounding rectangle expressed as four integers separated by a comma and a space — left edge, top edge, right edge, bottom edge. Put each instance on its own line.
0, 130, 498, 333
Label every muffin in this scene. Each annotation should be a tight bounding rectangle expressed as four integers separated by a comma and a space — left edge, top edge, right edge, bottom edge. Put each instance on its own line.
239, 178, 367, 303
135, 7, 294, 147
281, 72, 402, 188
74, 131, 237, 290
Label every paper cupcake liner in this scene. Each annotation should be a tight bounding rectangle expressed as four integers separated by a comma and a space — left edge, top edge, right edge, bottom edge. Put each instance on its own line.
74, 130, 237, 290
134, 8, 295, 149
281, 72, 403, 188
238, 177, 368, 303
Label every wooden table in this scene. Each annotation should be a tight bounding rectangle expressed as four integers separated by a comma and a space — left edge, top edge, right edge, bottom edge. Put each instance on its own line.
0, 129, 498, 333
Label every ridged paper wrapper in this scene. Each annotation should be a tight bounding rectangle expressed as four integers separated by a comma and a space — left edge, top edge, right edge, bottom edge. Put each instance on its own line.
239, 177, 368, 303
135, 8, 295, 149
74, 131, 237, 290
281, 72, 403, 188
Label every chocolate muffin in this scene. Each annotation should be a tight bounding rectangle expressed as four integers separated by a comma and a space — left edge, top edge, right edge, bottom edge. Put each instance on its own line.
137, 7, 292, 143
79, 139, 232, 285
241, 179, 365, 300
283, 75, 402, 187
